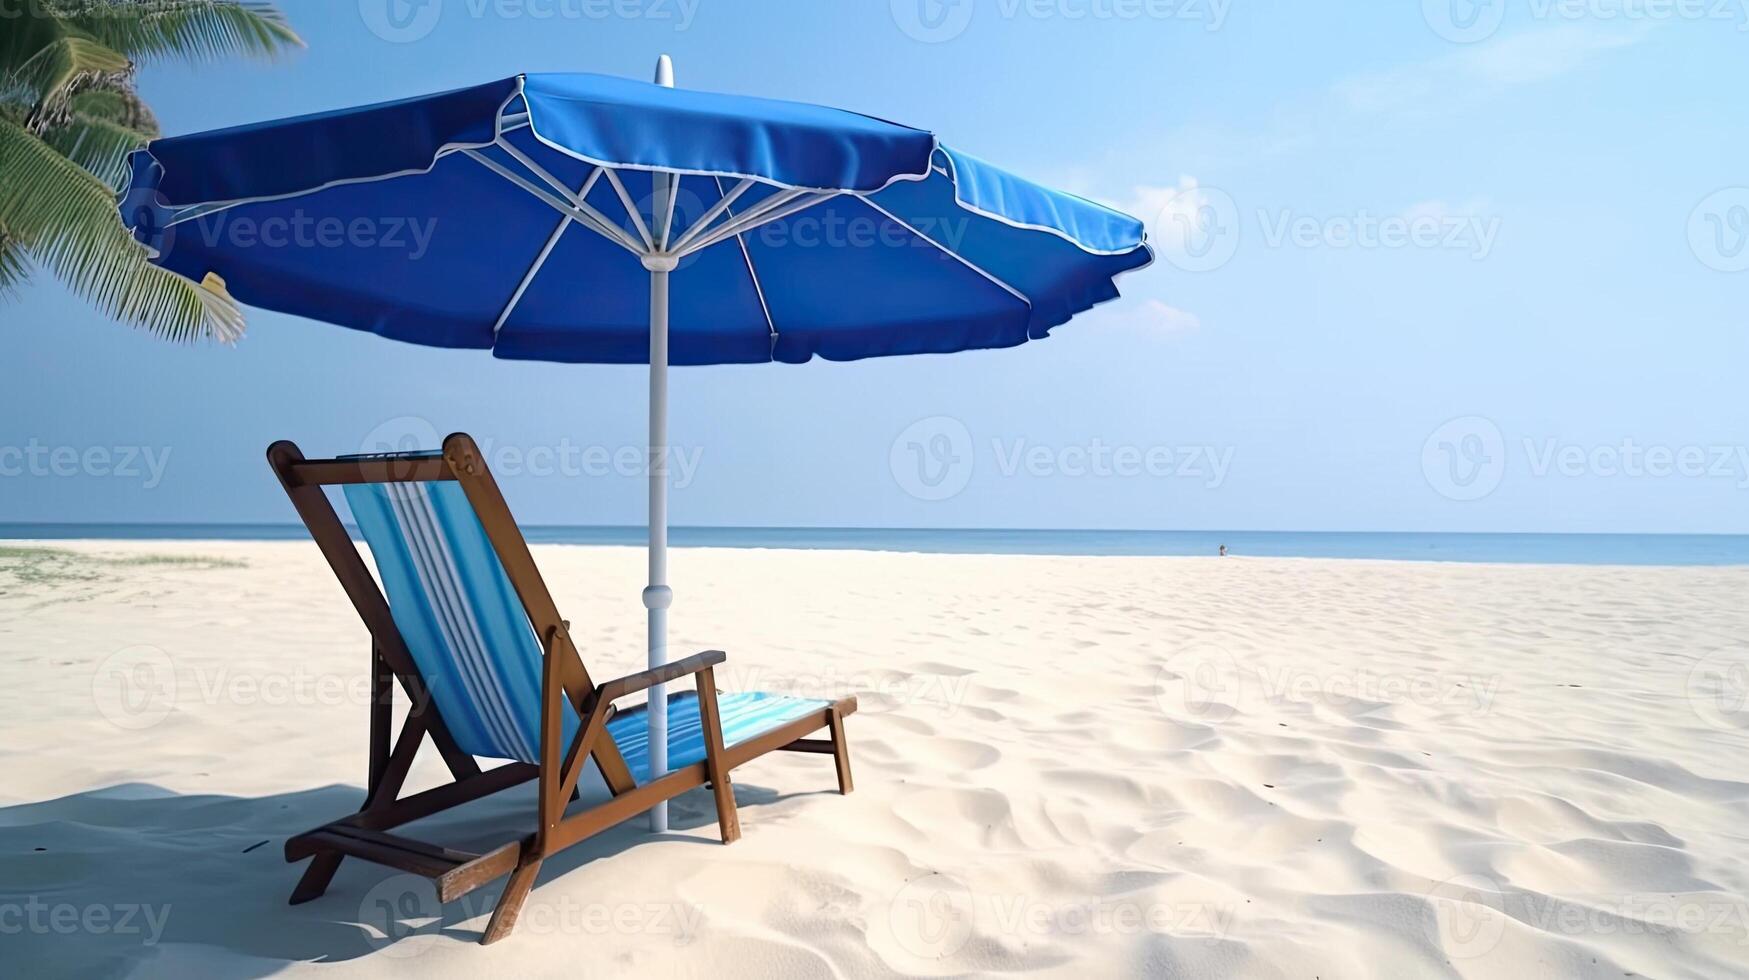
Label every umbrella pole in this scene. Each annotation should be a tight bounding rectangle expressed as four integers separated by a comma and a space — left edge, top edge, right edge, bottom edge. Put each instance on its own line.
644, 258, 673, 833
646, 53, 677, 834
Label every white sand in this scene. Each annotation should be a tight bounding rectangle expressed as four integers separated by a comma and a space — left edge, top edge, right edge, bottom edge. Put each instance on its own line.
3, 540, 1749, 978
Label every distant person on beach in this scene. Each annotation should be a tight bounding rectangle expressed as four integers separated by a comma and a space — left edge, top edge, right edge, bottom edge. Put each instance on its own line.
1219, 544, 1228, 557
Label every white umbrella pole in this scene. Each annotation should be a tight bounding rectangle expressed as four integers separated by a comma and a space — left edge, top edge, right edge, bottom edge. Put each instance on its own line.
645, 53, 676, 833
644, 259, 672, 832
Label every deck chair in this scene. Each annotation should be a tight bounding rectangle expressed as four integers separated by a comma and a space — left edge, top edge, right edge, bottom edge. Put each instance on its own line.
267, 433, 856, 945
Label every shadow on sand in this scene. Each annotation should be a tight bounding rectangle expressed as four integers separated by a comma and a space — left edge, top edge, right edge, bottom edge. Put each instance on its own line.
0, 776, 820, 976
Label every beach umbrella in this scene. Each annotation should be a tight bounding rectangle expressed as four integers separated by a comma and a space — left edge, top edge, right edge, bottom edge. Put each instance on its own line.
119, 58, 1153, 829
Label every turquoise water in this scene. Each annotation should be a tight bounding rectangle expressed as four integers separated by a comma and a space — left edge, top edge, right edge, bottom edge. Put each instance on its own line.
3, 525, 1748, 566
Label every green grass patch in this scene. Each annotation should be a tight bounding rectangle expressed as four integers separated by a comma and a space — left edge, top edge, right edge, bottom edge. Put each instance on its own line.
105, 553, 247, 569
0, 546, 246, 592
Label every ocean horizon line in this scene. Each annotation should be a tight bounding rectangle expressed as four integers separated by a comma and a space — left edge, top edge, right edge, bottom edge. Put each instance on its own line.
4, 524, 1748, 566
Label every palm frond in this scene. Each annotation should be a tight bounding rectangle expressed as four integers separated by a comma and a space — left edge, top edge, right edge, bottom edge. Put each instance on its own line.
0, 0, 72, 82
55, 1, 304, 64
0, 227, 31, 300
116, 258, 245, 341
0, 113, 241, 341
70, 86, 159, 135
11, 34, 132, 130
42, 110, 152, 188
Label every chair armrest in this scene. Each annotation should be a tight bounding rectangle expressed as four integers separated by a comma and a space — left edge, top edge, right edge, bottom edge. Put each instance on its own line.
596, 650, 727, 704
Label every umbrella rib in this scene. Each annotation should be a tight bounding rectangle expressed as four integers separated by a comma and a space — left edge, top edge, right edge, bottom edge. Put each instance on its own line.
670, 178, 753, 253
860, 197, 1034, 310
713, 175, 779, 356
681, 187, 808, 251
491, 168, 603, 340
680, 190, 836, 256
489, 141, 651, 257
603, 168, 655, 253
461, 148, 645, 254
657, 173, 681, 250
495, 138, 588, 204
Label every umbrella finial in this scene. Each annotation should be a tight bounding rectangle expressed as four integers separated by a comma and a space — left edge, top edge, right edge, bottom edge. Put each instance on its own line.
655, 54, 674, 88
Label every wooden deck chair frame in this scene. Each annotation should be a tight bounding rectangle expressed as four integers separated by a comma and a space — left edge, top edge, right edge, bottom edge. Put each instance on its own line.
267, 433, 857, 945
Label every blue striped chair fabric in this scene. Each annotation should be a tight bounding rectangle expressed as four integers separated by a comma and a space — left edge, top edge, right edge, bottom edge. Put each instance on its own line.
343, 478, 827, 775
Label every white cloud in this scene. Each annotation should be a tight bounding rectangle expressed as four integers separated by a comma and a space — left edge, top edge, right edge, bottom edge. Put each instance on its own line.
1131, 299, 1202, 335
1460, 23, 1646, 87
1335, 24, 1648, 114
1129, 177, 1213, 250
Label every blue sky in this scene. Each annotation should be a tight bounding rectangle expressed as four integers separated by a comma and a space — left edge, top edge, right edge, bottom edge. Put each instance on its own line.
4, 1, 1747, 532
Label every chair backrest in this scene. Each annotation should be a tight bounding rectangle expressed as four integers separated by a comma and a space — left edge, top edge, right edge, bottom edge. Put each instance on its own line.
344, 477, 567, 763
267, 435, 592, 768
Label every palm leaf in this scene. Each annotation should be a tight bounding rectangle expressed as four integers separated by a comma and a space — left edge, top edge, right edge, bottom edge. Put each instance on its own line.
0, 113, 241, 341
0, 0, 72, 81
42, 110, 152, 188
70, 87, 159, 135
10, 34, 133, 129
0, 227, 30, 299
55, 1, 304, 64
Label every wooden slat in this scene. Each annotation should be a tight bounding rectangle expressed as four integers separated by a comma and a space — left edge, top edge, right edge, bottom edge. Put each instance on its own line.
555, 702, 615, 823
723, 707, 835, 769
538, 626, 565, 848
363, 711, 427, 812
827, 706, 854, 794
776, 738, 835, 755
596, 650, 726, 703
438, 840, 528, 904
478, 853, 542, 943
288, 853, 343, 906
326, 825, 480, 865
287, 456, 456, 486
545, 763, 710, 852
368, 643, 392, 790
287, 825, 524, 903
347, 762, 538, 832
287, 830, 461, 878
696, 667, 741, 844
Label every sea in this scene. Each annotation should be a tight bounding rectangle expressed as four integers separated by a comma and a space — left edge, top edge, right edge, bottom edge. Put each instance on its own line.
3, 525, 1748, 566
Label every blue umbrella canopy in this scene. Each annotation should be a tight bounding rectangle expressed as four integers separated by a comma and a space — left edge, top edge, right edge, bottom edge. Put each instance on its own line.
120, 62, 1152, 831
120, 71, 1151, 364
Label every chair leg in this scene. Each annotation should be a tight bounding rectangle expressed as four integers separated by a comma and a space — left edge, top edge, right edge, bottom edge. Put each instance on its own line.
827, 707, 854, 795
480, 858, 542, 945
289, 852, 344, 905
695, 668, 742, 844
706, 766, 740, 844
